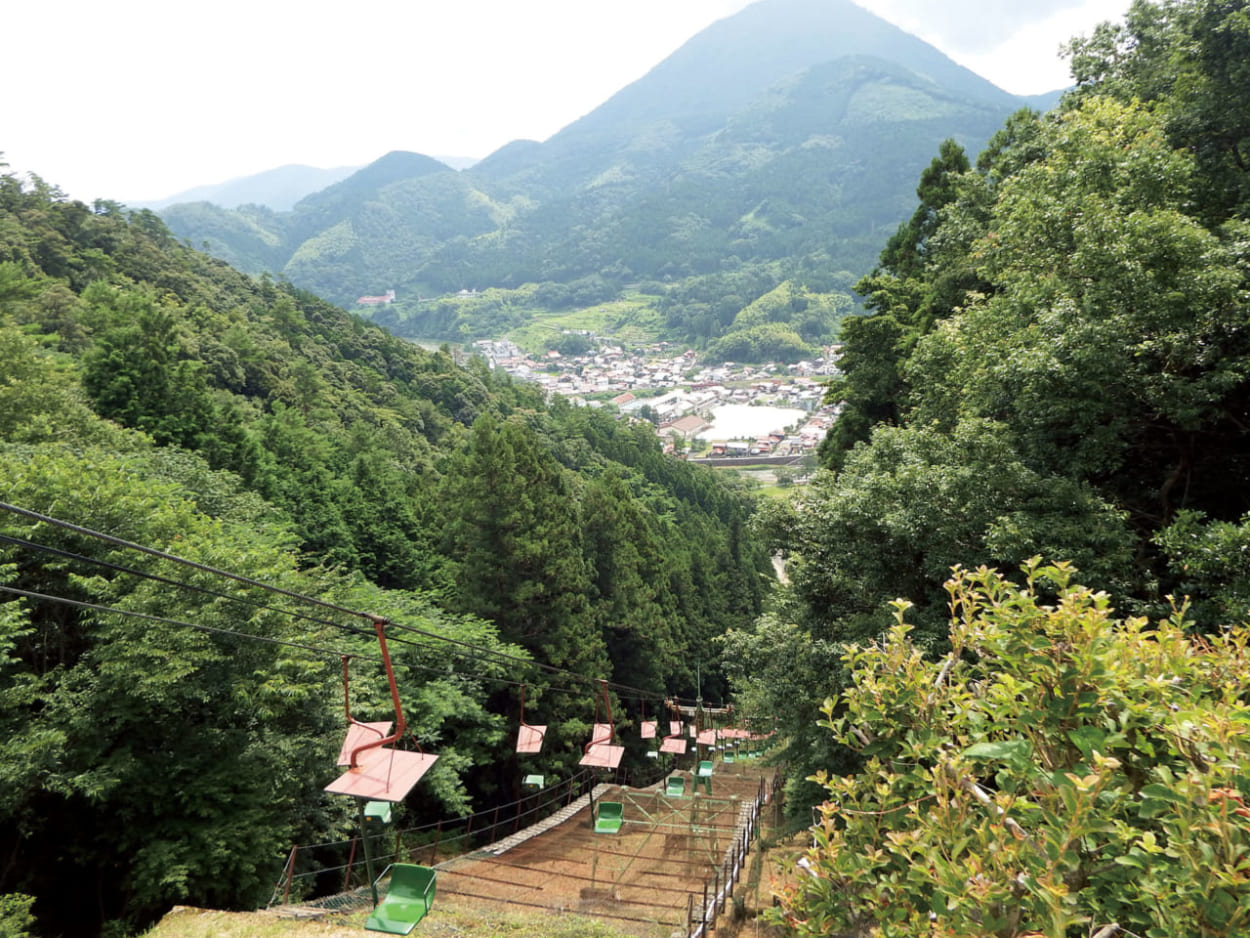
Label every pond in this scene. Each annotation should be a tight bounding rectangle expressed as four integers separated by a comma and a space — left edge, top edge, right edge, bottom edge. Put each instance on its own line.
696, 404, 807, 441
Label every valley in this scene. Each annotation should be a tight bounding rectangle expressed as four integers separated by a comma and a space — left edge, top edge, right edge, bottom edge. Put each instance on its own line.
5, 0, 1250, 936
471, 335, 837, 459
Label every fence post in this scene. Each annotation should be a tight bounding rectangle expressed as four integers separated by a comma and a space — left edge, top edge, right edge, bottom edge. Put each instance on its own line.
283, 845, 298, 905
431, 819, 442, 865
342, 837, 358, 893
713, 867, 720, 926
686, 893, 694, 937
702, 880, 709, 936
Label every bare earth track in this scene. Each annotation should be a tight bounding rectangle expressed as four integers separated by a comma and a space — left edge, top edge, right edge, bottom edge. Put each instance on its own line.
437, 765, 774, 937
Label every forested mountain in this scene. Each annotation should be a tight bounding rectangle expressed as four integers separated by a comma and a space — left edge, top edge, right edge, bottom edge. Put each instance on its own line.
0, 165, 771, 936
158, 0, 1053, 325
720, 1, 1250, 933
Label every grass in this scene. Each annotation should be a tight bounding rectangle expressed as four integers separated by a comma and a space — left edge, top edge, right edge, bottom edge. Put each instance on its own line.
507, 296, 667, 354
143, 897, 643, 938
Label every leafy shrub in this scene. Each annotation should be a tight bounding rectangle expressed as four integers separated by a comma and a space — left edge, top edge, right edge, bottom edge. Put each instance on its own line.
779, 560, 1250, 938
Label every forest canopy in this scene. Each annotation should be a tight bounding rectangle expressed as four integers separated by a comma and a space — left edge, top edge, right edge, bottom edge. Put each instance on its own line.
0, 160, 771, 936
737, 1, 1250, 934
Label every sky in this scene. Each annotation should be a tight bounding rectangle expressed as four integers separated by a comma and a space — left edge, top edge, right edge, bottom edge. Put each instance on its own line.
3, 0, 1131, 205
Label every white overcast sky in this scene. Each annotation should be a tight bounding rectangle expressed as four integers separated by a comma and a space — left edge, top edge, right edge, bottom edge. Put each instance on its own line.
3, 0, 1130, 205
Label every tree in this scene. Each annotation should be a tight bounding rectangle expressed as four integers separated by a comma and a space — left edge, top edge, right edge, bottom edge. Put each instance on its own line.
780, 562, 1250, 938
770, 419, 1134, 647
440, 414, 605, 676
0, 448, 339, 934
905, 97, 1250, 528
1066, 0, 1250, 222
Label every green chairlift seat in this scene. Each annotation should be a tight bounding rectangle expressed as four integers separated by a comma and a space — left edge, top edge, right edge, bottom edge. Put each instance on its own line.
365, 864, 436, 935
723, 750, 736, 764
694, 760, 714, 795
522, 774, 544, 791
666, 775, 687, 797
595, 801, 624, 834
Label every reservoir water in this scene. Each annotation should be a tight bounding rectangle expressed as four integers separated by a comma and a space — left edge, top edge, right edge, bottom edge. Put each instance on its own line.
696, 404, 807, 441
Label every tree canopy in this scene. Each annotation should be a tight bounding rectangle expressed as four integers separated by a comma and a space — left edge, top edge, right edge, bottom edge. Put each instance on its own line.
0, 156, 771, 935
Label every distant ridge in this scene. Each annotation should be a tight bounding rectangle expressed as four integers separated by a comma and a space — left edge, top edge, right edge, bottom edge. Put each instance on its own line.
160, 0, 1069, 307
133, 163, 361, 212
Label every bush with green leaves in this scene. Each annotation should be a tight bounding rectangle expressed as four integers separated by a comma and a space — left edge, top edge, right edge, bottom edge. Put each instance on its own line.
0, 895, 34, 938
779, 561, 1250, 938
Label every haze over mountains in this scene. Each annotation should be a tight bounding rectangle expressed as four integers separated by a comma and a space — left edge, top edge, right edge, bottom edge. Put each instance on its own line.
160, 0, 1065, 311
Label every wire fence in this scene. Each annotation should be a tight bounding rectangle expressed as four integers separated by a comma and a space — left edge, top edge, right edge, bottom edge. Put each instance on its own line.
269, 760, 673, 908
683, 769, 784, 938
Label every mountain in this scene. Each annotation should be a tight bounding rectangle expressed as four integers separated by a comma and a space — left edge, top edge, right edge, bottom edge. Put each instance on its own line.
470, 0, 1018, 190
133, 162, 361, 211
159, 0, 1065, 313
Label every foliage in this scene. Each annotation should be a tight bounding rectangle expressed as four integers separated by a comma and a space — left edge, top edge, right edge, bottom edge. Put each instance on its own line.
1155, 509, 1250, 627
780, 562, 1250, 938
815, 2, 1250, 635
0, 895, 34, 938
762, 419, 1133, 646
0, 161, 772, 934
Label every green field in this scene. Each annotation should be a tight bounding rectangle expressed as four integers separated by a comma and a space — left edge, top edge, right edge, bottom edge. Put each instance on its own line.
507, 292, 667, 354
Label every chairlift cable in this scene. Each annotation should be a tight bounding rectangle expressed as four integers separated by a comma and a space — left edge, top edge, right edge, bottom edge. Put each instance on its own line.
1, 502, 703, 706
0, 584, 360, 660
0, 532, 375, 638
0, 501, 368, 620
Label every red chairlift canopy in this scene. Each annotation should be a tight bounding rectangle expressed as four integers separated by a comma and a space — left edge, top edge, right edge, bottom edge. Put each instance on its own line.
325, 622, 438, 803
516, 723, 546, 754
661, 708, 687, 754
515, 685, 547, 754
578, 683, 624, 769
325, 747, 438, 802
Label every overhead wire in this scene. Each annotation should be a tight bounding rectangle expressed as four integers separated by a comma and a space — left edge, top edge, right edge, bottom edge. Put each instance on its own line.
0, 584, 361, 661
0, 532, 376, 639
0, 501, 702, 708
0, 500, 366, 619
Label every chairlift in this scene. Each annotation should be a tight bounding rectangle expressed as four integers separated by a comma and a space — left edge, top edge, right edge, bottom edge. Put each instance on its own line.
640, 700, 658, 740
325, 632, 437, 803
515, 685, 547, 754
659, 701, 687, 755
694, 759, 714, 795
640, 700, 660, 758
579, 680, 624, 769
365, 863, 436, 935
324, 620, 439, 925
594, 800, 624, 834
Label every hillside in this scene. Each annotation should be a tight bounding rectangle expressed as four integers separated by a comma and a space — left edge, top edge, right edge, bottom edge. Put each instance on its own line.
722, 1, 1250, 931
0, 166, 772, 937
158, 0, 1054, 321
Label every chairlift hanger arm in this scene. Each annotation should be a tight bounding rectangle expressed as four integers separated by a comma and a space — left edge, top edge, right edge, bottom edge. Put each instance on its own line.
349, 617, 408, 769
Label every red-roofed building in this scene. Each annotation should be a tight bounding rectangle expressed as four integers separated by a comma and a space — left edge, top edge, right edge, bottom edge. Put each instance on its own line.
663, 414, 712, 439
356, 289, 396, 306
